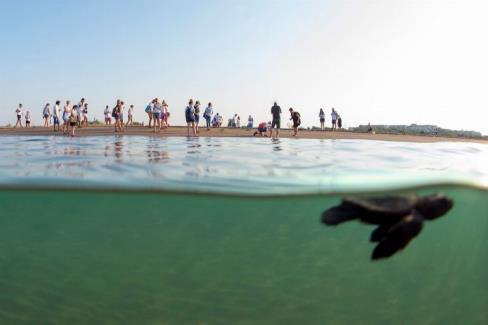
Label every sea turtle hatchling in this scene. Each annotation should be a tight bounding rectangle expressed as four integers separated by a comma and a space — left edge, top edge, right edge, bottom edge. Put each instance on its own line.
321, 193, 454, 260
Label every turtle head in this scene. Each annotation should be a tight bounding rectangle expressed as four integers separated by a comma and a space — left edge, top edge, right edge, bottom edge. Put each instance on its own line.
415, 194, 453, 220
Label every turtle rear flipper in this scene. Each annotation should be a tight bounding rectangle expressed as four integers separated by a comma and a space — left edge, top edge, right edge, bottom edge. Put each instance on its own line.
321, 202, 363, 225
371, 213, 424, 260
370, 225, 391, 242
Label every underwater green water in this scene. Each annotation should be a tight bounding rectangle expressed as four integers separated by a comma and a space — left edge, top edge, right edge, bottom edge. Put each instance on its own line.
1, 186, 486, 324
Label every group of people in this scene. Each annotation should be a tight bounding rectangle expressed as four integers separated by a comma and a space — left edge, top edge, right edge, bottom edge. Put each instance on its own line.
319, 107, 342, 131
13, 99, 343, 138
14, 99, 91, 136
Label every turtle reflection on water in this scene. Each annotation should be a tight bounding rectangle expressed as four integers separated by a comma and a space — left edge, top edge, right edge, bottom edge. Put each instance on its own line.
322, 194, 454, 260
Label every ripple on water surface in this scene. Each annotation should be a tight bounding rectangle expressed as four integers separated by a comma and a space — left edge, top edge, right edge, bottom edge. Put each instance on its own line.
0, 135, 487, 194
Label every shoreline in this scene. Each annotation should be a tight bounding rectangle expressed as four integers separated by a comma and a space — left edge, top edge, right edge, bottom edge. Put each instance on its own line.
0, 125, 487, 144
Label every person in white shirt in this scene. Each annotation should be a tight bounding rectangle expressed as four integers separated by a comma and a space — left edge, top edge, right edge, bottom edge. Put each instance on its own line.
15, 104, 23, 128
104, 105, 112, 125
77, 98, 85, 127
53, 100, 61, 131
25, 111, 31, 127
81, 103, 89, 127
232, 114, 238, 128
125, 105, 134, 127
204, 103, 213, 130
62, 100, 71, 133
331, 108, 338, 131
162, 100, 170, 127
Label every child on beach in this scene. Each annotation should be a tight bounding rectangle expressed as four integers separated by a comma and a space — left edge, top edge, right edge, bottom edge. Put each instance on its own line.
253, 122, 268, 137
237, 116, 241, 128
25, 111, 31, 127
204, 102, 213, 130
185, 99, 197, 136
62, 100, 71, 133
42, 104, 51, 127
15, 104, 23, 128
319, 108, 325, 130
69, 106, 78, 136
53, 101, 61, 131
104, 105, 112, 125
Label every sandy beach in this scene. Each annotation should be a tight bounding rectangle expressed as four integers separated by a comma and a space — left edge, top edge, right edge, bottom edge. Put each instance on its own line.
0, 125, 486, 143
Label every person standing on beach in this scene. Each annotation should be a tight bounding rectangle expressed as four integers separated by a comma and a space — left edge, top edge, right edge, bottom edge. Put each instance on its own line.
114, 101, 123, 133
161, 100, 169, 128
247, 115, 254, 130
15, 104, 23, 128
153, 98, 162, 133
145, 100, 154, 128
42, 103, 51, 127
289, 108, 301, 136
53, 100, 61, 131
126, 105, 134, 127
62, 100, 71, 133
119, 101, 125, 131
270, 102, 282, 138
77, 98, 85, 127
194, 100, 201, 133
104, 105, 112, 125
204, 102, 213, 130
331, 108, 338, 131
81, 103, 89, 127
69, 106, 78, 137
185, 99, 197, 136
25, 111, 31, 127
319, 108, 325, 130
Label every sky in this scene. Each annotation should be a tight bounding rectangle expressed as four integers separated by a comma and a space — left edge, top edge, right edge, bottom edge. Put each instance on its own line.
1, 0, 487, 133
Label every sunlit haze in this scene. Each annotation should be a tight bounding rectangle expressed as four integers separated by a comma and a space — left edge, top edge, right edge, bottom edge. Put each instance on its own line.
1, 0, 487, 133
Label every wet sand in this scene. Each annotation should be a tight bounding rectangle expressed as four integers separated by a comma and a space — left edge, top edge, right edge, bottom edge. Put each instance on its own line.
0, 126, 486, 144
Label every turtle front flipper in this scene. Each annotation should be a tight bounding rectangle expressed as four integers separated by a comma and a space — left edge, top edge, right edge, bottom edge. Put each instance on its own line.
321, 201, 362, 225
371, 213, 424, 260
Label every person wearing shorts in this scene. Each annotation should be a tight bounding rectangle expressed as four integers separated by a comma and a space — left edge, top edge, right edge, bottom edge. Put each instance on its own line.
25, 111, 31, 127
15, 104, 23, 128
253, 122, 268, 137
53, 100, 61, 131
62, 100, 71, 133
270, 102, 281, 138
319, 108, 325, 130
185, 99, 196, 136
42, 104, 51, 127
153, 99, 162, 133
289, 108, 301, 136
69, 106, 78, 137
331, 108, 338, 131
104, 105, 112, 125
